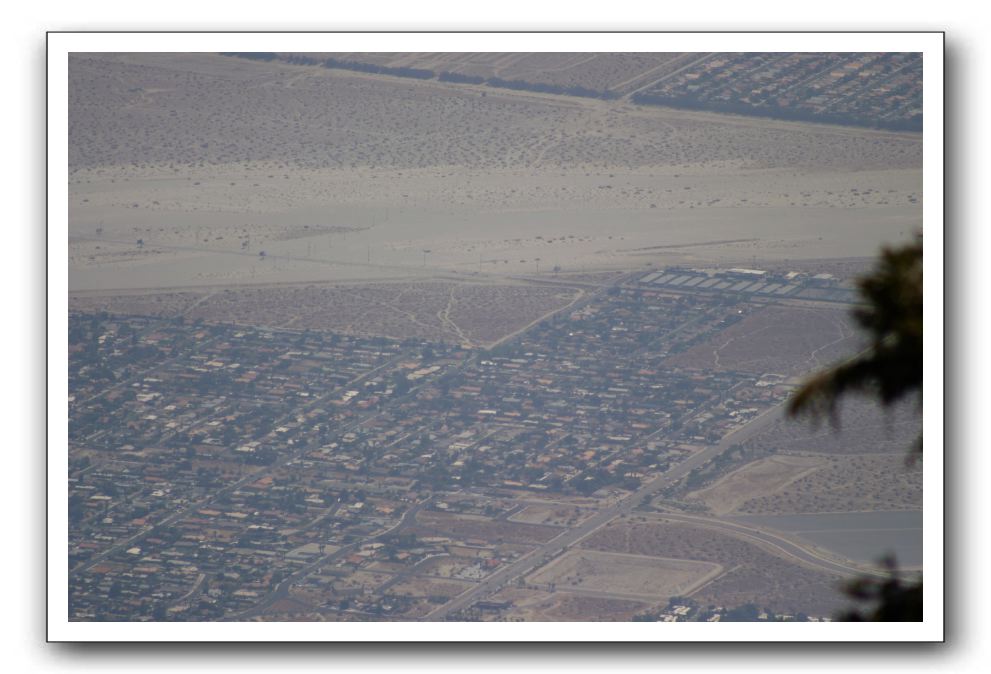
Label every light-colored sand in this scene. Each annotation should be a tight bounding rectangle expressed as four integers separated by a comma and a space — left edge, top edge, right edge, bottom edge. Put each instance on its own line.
68, 280, 582, 348
687, 455, 827, 516
526, 549, 722, 599
735, 453, 922, 514
69, 52, 922, 293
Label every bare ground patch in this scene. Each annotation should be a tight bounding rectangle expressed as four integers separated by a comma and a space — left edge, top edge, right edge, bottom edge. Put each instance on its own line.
385, 576, 474, 600
743, 396, 921, 456
526, 549, 721, 600
485, 587, 650, 622
508, 504, 594, 527
687, 455, 826, 516
664, 305, 861, 376
413, 555, 496, 581
69, 280, 580, 347
580, 518, 847, 615
736, 453, 922, 514
411, 511, 562, 546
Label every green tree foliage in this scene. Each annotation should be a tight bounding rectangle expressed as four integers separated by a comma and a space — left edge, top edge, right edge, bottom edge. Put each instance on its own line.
789, 234, 923, 620
789, 234, 922, 446
837, 555, 924, 622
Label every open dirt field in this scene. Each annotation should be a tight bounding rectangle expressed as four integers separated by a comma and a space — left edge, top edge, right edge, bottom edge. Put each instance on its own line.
484, 586, 650, 621
663, 305, 861, 376
526, 549, 722, 600
743, 396, 921, 456
69, 53, 921, 293
687, 455, 827, 516
580, 517, 848, 615
69, 280, 581, 347
507, 504, 594, 527
735, 453, 922, 514
410, 511, 563, 546
329, 570, 393, 592
385, 576, 473, 600
414, 555, 494, 581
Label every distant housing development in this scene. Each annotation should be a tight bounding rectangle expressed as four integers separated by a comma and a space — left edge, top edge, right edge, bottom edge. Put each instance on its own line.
68, 267, 914, 622
64, 49, 925, 625
224, 51, 923, 131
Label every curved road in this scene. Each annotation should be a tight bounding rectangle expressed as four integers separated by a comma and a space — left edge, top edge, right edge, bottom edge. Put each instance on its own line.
423, 399, 893, 620
423, 401, 794, 620
646, 511, 890, 579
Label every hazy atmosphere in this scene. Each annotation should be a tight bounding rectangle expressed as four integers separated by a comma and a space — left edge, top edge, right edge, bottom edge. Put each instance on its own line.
67, 51, 923, 624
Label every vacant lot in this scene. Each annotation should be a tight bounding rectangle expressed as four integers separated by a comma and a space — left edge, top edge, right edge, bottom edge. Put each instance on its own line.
664, 305, 861, 376
508, 504, 594, 527
735, 453, 922, 514
527, 549, 721, 600
330, 570, 393, 592
743, 396, 921, 456
411, 511, 562, 546
581, 517, 848, 615
69, 290, 203, 319
385, 576, 473, 600
414, 555, 495, 581
687, 454, 827, 516
70, 280, 581, 347
485, 587, 649, 622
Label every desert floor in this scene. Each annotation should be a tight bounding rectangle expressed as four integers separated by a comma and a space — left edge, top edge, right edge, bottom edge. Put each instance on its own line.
68, 52, 922, 293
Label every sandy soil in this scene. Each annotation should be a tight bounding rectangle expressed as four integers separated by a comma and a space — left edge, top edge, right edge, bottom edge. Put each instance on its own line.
687, 455, 827, 516
411, 511, 562, 545
735, 453, 922, 514
526, 549, 722, 599
507, 504, 594, 527
485, 586, 650, 621
415, 555, 494, 581
385, 576, 474, 599
69, 52, 922, 293
581, 517, 848, 615
743, 396, 922, 456
69, 279, 581, 347
543, 593, 651, 621
664, 305, 862, 376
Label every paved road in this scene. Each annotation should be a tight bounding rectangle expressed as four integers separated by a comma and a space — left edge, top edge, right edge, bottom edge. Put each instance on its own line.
644, 511, 890, 579
424, 401, 790, 620
227, 498, 431, 620
72, 331, 223, 408
70, 349, 414, 578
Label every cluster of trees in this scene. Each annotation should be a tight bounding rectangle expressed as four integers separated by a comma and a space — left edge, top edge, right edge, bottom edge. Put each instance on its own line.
484, 77, 619, 100
321, 57, 434, 80
221, 52, 620, 101
219, 52, 278, 62
438, 71, 486, 85
789, 234, 923, 621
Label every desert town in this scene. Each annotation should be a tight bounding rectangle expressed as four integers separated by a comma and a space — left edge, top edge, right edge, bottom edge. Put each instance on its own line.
69, 266, 919, 621
67, 52, 922, 622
